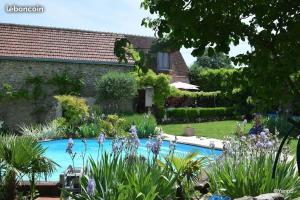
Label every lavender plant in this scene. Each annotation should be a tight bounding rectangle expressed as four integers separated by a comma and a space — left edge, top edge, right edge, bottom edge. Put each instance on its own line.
66, 138, 76, 172
96, 133, 105, 160
207, 130, 300, 198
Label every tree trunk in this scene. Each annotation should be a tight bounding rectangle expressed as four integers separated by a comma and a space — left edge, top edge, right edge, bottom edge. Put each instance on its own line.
5, 171, 17, 200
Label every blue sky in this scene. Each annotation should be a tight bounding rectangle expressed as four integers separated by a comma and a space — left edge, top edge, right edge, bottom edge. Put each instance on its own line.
0, 0, 250, 66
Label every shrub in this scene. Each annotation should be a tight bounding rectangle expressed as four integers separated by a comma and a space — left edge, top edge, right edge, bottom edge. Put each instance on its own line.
124, 114, 157, 137
166, 107, 234, 122
135, 70, 171, 110
207, 134, 300, 199
54, 95, 89, 127
96, 71, 137, 101
264, 115, 298, 137
78, 123, 100, 138
99, 115, 127, 137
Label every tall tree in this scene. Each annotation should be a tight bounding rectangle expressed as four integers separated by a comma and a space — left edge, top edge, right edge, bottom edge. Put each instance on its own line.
141, 0, 300, 109
191, 51, 233, 69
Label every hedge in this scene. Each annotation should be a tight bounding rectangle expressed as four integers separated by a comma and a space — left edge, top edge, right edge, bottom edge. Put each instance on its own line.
166, 107, 234, 122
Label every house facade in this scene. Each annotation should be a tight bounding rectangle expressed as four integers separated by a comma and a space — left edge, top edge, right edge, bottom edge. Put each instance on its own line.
0, 23, 188, 129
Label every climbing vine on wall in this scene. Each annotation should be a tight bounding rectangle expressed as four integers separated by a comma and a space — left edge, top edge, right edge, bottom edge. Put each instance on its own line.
49, 71, 85, 95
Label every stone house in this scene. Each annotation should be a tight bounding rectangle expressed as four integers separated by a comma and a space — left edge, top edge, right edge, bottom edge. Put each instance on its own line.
0, 23, 188, 129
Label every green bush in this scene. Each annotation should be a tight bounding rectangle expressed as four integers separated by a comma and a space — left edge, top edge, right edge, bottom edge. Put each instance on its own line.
54, 95, 89, 127
264, 115, 298, 137
124, 114, 157, 137
99, 115, 127, 137
96, 71, 137, 101
78, 123, 100, 138
166, 107, 234, 122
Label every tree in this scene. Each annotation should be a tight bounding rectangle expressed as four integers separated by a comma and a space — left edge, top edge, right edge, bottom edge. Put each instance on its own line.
141, 0, 300, 110
191, 51, 233, 69
0, 135, 57, 199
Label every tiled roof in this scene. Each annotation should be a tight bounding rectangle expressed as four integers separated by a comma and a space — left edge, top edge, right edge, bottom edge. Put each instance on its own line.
0, 23, 147, 64
0, 23, 188, 78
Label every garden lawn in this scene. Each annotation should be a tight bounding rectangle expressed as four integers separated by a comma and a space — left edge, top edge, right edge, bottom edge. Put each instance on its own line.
160, 120, 297, 153
160, 120, 250, 139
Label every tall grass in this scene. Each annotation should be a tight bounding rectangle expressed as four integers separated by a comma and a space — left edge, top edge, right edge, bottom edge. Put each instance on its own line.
19, 122, 63, 140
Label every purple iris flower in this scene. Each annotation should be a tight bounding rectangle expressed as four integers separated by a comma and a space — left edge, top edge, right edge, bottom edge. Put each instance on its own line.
146, 140, 153, 152
87, 177, 95, 196
151, 140, 162, 156
130, 125, 138, 136
265, 141, 273, 148
66, 138, 74, 154
134, 137, 140, 148
256, 141, 264, 148
98, 133, 105, 144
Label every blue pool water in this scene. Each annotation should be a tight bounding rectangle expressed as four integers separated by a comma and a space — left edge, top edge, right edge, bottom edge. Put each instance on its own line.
39, 139, 222, 181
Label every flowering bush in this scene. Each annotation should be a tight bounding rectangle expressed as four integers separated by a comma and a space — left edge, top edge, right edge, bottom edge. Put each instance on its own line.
54, 95, 89, 127
98, 114, 127, 137
207, 130, 300, 199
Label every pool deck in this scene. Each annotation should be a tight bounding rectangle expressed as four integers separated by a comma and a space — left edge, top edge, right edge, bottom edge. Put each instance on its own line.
163, 134, 224, 150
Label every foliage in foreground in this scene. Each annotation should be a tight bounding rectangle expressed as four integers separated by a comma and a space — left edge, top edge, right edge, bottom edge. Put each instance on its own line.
0, 135, 57, 199
65, 153, 177, 200
207, 133, 300, 199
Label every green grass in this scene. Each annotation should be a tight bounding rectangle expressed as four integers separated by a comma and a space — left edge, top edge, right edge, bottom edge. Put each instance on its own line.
160, 120, 251, 139
160, 120, 298, 153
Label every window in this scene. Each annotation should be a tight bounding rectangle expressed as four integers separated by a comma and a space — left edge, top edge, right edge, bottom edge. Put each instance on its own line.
157, 52, 170, 70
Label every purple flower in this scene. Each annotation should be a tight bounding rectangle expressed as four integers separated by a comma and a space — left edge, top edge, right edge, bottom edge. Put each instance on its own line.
134, 137, 140, 148
260, 131, 267, 138
98, 133, 105, 144
66, 138, 74, 154
87, 177, 95, 196
130, 125, 137, 136
151, 139, 162, 156
265, 141, 273, 148
112, 140, 118, 154
256, 141, 264, 148
146, 140, 153, 152
250, 134, 256, 139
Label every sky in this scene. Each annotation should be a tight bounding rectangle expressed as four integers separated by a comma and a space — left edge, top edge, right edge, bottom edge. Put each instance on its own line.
0, 0, 251, 66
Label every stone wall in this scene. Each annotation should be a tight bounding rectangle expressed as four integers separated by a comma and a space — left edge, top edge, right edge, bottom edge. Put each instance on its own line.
0, 59, 134, 129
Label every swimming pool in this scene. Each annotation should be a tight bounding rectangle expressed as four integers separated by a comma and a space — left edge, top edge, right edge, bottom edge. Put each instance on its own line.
39, 139, 222, 181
